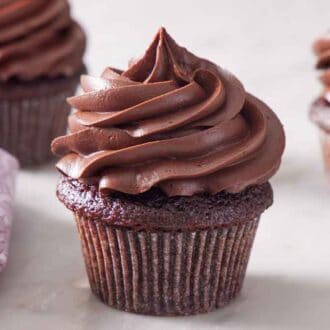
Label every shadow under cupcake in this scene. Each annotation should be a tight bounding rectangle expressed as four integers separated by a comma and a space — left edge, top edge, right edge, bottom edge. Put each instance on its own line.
52, 28, 285, 316
0, 0, 86, 166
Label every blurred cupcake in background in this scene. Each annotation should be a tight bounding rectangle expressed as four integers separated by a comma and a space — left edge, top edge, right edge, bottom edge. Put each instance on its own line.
0, 0, 86, 166
310, 32, 330, 171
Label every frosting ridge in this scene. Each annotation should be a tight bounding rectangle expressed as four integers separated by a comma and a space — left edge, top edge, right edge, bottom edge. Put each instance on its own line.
310, 32, 330, 131
0, 0, 86, 81
52, 28, 285, 196
313, 32, 330, 95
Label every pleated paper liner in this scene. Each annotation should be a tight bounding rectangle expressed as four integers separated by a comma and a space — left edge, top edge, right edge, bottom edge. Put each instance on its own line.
0, 75, 80, 167
320, 130, 330, 172
75, 215, 260, 316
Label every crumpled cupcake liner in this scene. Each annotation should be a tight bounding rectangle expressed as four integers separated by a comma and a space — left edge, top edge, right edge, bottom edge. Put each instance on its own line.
0, 149, 18, 272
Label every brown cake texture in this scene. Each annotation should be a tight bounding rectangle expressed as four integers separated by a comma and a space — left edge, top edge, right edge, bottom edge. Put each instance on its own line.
58, 177, 272, 315
58, 176, 273, 230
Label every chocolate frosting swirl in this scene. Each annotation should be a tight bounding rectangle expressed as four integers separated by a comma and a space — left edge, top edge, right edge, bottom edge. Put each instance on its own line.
52, 28, 285, 196
310, 32, 330, 131
313, 32, 330, 99
0, 0, 86, 81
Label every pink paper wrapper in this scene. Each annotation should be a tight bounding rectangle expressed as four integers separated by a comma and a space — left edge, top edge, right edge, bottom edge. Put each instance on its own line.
0, 149, 18, 272
320, 130, 330, 172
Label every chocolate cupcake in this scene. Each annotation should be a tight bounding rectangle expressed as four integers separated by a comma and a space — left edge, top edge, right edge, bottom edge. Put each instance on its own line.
0, 0, 86, 166
52, 28, 285, 315
310, 32, 330, 170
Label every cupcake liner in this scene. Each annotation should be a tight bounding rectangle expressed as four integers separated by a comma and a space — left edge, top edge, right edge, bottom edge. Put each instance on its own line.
75, 214, 260, 316
0, 77, 79, 167
320, 130, 330, 171
0, 149, 18, 272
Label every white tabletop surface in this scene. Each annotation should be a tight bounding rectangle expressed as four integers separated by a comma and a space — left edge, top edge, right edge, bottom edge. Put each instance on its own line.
1, 0, 330, 329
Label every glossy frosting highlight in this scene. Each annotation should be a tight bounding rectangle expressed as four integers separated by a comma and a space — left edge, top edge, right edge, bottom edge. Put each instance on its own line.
0, 0, 86, 81
52, 28, 285, 196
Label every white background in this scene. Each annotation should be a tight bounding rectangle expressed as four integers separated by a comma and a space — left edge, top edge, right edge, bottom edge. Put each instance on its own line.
0, 0, 330, 329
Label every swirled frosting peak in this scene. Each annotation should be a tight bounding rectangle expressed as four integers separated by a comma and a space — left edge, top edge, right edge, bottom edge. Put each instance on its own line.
52, 28, 285, 196
0, 0, 86, 81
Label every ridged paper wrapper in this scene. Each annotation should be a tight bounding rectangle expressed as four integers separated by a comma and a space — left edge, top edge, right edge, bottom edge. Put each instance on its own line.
0, 74, 80, 167
75, 214, 260, 316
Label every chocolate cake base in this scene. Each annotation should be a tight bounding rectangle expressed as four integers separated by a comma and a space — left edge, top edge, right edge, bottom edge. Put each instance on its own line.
0, 73, 82, 167
57, 177, 273, 230
57, 177, 273, 315
310, 98, 330, 171
76, 214, 259, 316
320, 130, 330, 171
